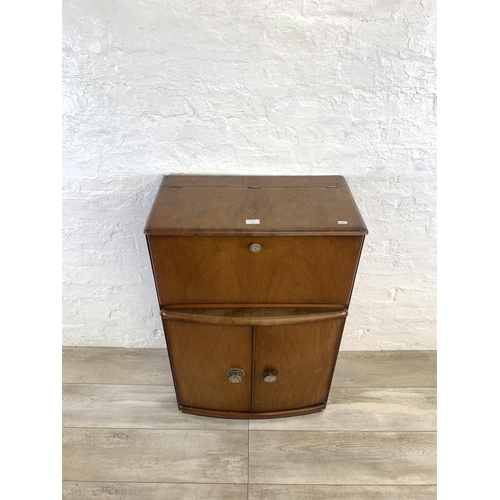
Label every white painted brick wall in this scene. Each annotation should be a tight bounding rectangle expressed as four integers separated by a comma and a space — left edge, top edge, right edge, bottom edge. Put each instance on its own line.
62, 0, 436, 349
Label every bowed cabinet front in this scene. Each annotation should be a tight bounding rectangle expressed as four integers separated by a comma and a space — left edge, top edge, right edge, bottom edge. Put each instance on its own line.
161, 308, 347, 417
144, 175, 368, 419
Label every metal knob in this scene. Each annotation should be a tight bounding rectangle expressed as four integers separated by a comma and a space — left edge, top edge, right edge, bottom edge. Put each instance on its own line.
250, 243, 261, 253
262, 368, 278, 383
227, 368, 244, 383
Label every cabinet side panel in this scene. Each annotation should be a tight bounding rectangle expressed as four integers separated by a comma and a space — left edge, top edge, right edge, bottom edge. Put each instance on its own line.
164, 320, 253, 412
252, 319, 343, 412
145, 235, 162, 307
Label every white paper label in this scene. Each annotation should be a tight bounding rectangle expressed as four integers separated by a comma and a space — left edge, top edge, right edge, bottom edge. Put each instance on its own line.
337, 220, 348, 224
246, 219, 260, 224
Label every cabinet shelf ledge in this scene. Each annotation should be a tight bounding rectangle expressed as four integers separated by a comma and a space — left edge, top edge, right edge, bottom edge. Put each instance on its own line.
160, 307, 348, 326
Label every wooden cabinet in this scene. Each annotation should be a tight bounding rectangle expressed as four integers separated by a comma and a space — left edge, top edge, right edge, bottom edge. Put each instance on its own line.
144, 175, 367, 419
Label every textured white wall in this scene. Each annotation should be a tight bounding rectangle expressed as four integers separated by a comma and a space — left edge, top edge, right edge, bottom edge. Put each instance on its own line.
62, 0, 436, 349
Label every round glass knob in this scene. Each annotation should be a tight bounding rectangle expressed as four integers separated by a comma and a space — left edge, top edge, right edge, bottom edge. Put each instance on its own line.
262, 368, 278, 383
227, 368, 244, 383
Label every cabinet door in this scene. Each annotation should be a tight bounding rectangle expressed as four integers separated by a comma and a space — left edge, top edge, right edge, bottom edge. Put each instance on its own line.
164, 320, 253, 412
252, 318, 344, 412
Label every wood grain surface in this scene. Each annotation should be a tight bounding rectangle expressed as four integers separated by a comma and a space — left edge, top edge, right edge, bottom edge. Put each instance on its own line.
165, 320, 253, 411
63, 428, 248, 483
62, 483, 436, 500
145, 175, 368, 236
248, 485, 437, 499
62, 348, 437, 387
249, 431, 436, 485
62, 348, 437, 388
148, 235, 363, 305
62, 348, 437, 496
252, 319, 343, 411
62, 347, 173, 385
63, 482, 248, 500
63, 384, 435, 431
160, 306, 347, 326
62, 384, 247, 430
332, 351, 437, 388
249, 388, 436, 431
161, 174, 349, 188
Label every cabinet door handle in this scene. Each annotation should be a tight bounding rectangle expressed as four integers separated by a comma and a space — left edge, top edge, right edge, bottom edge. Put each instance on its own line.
227, 368, 245, 383
249, 243, 261, 253
262, 368, 278, 383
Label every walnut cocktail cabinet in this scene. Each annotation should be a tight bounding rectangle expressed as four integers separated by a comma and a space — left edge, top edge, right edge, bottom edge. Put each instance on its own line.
144, 175, 368, 419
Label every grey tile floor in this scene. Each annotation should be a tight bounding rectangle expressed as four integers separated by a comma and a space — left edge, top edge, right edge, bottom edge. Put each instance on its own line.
62, 348, 437, 499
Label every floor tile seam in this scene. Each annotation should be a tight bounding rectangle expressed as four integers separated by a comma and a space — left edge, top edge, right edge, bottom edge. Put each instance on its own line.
62, 383, 435, 389
62, 348, 437, 352
62, 479, 248, 486
62, 426, 249, 432
62, 348, 168, 352
248, 430, 437, 433
62, 382, 174, 387
62, 427, 436, 433
247, 482, 439, 486
61, 479, 438, 486
62, 427, 437, 433
331, 385, 437, 389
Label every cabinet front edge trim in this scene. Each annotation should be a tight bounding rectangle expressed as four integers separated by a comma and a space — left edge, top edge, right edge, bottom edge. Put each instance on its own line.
161, 308, 348, 326
178, 403, 326, 419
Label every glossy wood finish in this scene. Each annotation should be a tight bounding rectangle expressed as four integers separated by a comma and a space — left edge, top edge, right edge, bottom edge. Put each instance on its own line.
144, 175, 367, 418
163, 312, 346, 417
165, 320, 253, 411
161, 307, 347, 326
252, 318, 344, 412
179, 404, 326, 419
161, 174, 350, 188
145, 175, 368, 236
149, 235, 364, 305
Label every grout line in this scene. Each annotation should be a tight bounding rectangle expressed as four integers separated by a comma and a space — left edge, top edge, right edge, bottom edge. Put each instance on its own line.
331, 386, 437, 389
248, 429, 437, 433
62, 382, 435, 389
62, 426, 249, 432
62, 479, 437, 486
62, 382, 175, 387
62, 347, 437, 352
63, 426, 436, 433
62, 480, 249, 485
248, 483, 438, 487
62, 346, 169, 350
247, 431, 436, 434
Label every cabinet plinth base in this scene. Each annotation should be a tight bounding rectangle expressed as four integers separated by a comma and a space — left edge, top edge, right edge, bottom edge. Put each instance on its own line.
178, 403, 326, 419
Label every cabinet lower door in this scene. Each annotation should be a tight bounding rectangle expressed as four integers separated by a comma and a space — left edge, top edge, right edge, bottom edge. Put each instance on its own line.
252, 318, 344, 412
164, 320, 253, 412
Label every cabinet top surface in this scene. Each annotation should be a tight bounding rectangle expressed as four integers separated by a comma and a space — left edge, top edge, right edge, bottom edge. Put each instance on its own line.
144, 175, 368, 236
